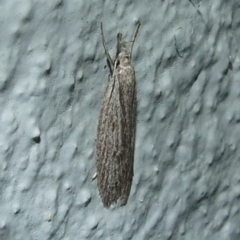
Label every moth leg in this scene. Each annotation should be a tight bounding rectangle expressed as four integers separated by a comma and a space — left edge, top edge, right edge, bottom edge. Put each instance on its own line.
130, 21, 141, 60
92, 172, 97, 181
100, 22, 114, 75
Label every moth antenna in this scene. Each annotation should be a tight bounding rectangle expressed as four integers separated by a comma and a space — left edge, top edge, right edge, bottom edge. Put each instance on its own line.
100, 22, 114, 74
130, 21, 141, 60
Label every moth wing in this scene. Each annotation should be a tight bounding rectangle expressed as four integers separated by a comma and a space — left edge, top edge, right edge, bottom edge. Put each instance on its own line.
96, 68, 136, 208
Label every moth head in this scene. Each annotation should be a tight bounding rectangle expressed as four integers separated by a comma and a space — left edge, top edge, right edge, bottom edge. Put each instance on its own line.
115, 33, 131, 67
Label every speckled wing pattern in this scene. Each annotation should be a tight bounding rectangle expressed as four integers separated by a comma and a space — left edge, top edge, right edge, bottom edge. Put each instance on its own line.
96, 22, 140, 208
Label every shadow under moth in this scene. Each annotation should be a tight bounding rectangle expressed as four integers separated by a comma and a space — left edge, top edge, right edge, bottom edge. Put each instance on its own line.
96, 22, 140, 208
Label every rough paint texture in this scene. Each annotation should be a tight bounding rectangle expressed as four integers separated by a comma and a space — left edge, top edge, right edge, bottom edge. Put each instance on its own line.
1, 0, 240, 239
96, 28, 138, 208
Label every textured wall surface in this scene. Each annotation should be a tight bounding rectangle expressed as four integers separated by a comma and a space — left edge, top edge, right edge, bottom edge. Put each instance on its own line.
0, 0, 240, 239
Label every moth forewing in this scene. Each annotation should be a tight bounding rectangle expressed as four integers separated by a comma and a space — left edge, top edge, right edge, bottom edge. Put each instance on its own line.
96, 22, 140, 208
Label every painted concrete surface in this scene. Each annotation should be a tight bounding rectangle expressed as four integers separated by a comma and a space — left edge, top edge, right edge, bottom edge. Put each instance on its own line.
0, 0, 239, 239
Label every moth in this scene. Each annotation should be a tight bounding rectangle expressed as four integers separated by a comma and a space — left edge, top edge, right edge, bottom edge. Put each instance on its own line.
96, 22, 140, 208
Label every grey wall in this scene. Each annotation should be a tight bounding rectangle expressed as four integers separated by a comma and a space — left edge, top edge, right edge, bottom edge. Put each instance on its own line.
0, 0, 239, 239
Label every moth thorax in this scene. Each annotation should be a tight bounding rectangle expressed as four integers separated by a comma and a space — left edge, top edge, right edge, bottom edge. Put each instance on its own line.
118, 52, 130, 66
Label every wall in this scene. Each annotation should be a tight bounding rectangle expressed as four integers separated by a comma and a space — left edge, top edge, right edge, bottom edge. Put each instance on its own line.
0, 0, 239, 239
